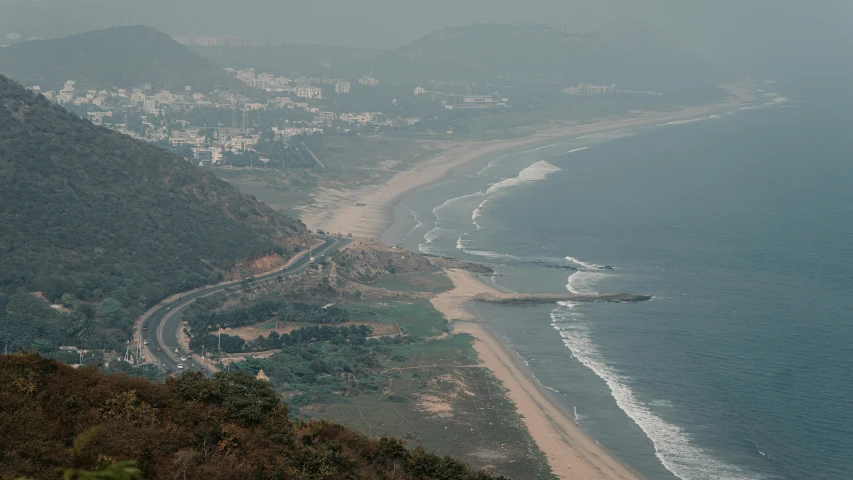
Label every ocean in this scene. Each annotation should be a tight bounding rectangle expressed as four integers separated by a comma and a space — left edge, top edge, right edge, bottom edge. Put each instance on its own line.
382, 92, 853, 479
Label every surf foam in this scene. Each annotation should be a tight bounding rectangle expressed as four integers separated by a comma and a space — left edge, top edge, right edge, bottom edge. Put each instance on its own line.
550, 307, 767, 480
657, 115, 722, 127
485, 160, 561, 195
566, 271, 607, 295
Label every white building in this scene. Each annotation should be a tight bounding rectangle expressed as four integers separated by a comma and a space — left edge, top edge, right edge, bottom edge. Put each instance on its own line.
358, 76, 379, 86
414, 87, 426, 96
563, 84, 618, 95
5, 33, 22, 41
335, 81, 351, 94
294, 86, 322, 99
143, 99, 159, 114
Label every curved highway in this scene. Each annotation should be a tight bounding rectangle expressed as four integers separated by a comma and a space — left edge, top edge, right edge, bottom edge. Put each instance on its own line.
138, 236, 347, 376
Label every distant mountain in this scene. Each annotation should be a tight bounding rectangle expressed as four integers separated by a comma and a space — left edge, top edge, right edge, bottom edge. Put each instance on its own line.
0, 74, 307, 321
0, 26, 242, 91
192, 43, 384, 78
368, 23, 713, 91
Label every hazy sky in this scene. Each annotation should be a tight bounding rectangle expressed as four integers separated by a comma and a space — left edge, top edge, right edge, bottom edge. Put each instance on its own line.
2, 0, 851, 78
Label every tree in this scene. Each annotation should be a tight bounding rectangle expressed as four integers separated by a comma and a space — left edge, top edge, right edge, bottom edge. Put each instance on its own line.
98, 298, 127, 329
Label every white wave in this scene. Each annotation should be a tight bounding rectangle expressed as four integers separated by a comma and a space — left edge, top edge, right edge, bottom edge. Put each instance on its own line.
562, 146, 589, 155
739, 106, 760, 111
657, 115, 721, 127
566, 271, 606, 295
418, 226, 455, 254
486, 160, 561, 195
564, 256, 601, 270
471, 196, 494, 230
477, 143, 561, 176
550, 307, 767, 480
463, 249, 525, 262
407, 210, 424, 231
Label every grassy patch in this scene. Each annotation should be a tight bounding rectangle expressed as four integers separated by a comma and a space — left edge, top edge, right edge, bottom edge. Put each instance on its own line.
347, 299, 448, 340
371, 272, 454, 294
311, 341, 555, 479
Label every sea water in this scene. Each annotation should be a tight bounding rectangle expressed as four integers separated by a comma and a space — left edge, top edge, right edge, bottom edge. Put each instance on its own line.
384, 94, 853, 479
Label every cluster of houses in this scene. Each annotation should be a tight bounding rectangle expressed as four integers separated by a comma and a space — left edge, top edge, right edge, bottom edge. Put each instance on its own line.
27, 74, 420, 167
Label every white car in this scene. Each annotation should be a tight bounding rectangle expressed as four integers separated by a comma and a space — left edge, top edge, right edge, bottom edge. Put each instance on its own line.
177, 364, 184, 369
180, 356, 187, 362
143, 340, 149, 345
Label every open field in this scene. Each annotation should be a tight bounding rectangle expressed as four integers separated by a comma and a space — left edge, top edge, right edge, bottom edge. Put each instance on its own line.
308, 333, 556, 480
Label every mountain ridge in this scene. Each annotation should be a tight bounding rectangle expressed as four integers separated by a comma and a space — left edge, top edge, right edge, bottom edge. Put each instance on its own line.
0, 25, 242, 91
0, 74, 308, 351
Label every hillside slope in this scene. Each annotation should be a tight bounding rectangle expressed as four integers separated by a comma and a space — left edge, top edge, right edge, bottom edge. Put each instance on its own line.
369, 23, 712, 90
0, 353, 503, 480
192, 43, 383, 78
0, 74, 307, 310
0, 26, 241, 91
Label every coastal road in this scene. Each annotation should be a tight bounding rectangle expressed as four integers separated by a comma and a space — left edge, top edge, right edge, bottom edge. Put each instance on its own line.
138, 236, 348, 376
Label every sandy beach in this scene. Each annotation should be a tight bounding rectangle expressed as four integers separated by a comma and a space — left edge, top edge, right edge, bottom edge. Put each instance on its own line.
302, 82, 756, 238
300, 86, 756, 478
432, 270, 640, 480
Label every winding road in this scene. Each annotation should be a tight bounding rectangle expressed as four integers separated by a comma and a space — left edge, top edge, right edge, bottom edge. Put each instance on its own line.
136, 236, 348, 376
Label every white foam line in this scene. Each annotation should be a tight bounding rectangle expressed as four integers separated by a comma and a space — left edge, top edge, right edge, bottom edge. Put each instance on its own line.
477, 143, 561, 176
550, 307, 767, 480
564, 256, 601, 270
486, 160, 561, 195
563, 146, 589, 155
566, 271, 607, 295
657, 115, 722, 127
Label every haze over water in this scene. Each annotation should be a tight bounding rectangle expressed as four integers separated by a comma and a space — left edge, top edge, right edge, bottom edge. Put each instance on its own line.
386, 89, 853, 479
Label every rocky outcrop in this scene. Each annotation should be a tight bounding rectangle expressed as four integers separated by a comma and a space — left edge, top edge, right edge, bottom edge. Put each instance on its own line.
473, 292, 651, 304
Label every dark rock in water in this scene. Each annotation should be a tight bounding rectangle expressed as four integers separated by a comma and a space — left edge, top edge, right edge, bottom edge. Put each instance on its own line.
473, 292, 652, 304
533, 261, 578, 270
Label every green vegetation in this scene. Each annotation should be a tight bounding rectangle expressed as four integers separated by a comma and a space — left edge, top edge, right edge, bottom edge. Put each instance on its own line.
0, 353, 504, 479
0, 26, 242, 91
348, 300, 449, 340
185, 299, 350, 331
0, 75, 308, 350
191, 324, 375, 354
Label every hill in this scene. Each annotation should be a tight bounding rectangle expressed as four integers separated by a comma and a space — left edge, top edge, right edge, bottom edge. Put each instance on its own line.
0, 26, 241, 91
369, 23, 712, 91
192, 43, 384, 78
0, 353, 503, 479
0, 75, 308, 350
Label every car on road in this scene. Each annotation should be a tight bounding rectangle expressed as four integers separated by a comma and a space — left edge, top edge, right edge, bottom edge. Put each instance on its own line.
180, 357, 187, 362
143, 340, 149, 345
156, 347, 161, 352
177, 364, 183, 369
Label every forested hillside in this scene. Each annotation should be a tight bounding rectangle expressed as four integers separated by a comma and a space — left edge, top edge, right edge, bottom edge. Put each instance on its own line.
0, 353, 503, 480
0, 26, 242, 91
0, 75, 308, 350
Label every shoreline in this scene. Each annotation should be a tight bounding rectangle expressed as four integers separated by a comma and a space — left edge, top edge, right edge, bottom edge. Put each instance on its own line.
303, 86, 757, 478
432, 270, 641, 480
301, 81, 757, 238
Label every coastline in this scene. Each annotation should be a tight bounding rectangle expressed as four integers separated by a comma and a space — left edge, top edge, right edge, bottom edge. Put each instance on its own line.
432, 270, 640, 480
301, 82, 756, 238
300, 85, 756, 478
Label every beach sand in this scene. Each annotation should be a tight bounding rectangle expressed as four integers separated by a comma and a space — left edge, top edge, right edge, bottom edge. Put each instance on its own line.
433, 270, 640, 480
302, 82, 756, 238
301, 87, 757, 478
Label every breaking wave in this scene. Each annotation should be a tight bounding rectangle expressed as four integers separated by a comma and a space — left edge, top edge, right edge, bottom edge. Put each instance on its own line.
657, 115, 722, 127
550, 306, 767, 480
